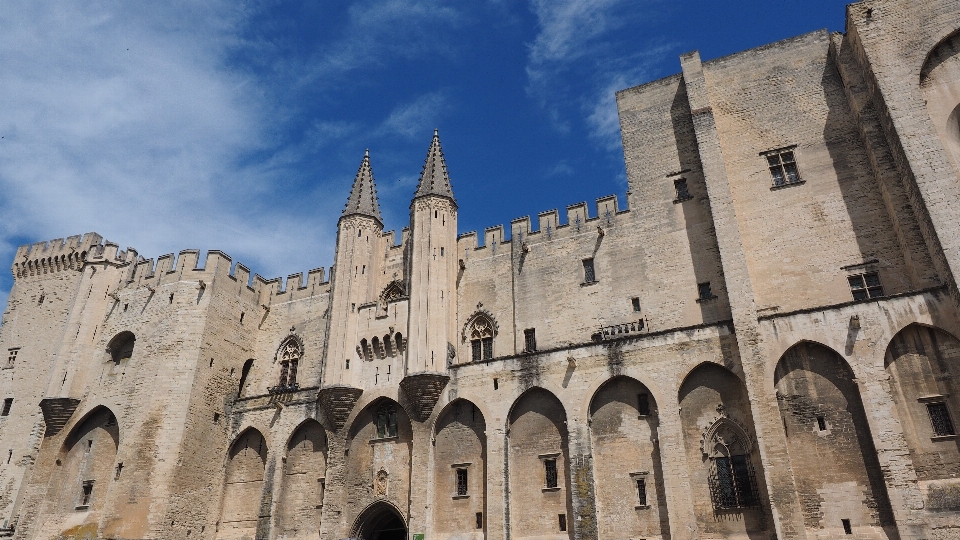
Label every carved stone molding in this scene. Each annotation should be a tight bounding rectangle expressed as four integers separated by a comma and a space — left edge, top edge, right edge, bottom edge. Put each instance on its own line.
399, 372, 450, 422
318, 385, 363, 432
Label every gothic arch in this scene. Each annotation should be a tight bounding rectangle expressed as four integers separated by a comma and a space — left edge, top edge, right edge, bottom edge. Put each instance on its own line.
52, 406, 119, 514
678, 363, 772, 536
588, 376, 669, 538
884, 323, 960, 483
277, 419, 328, 536
275, 335, 303, 388
774, 341, 896, 538
219, 428, 268, 537
380, 280, 405, 303
351, 499, 407, 540
678, 360, 743, 396
346, 398, 413, 521
463, 310, 498, 363
461, 309, 499, 342
432, 399, 487, 536
506, 387, 573, 539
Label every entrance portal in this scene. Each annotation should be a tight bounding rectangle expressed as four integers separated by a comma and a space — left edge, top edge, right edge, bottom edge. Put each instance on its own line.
352, 501, 408, 540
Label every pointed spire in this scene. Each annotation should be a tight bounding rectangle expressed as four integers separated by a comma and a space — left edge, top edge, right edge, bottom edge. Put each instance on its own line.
413, 129, 456, 205
342, 149, 383, 227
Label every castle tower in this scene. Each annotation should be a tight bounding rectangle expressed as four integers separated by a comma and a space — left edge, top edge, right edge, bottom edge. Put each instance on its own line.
319, 152, 382, 427
400, 130, 458, 421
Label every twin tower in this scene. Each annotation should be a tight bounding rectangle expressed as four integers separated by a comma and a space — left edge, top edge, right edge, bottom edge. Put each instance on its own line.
320, 130, 459, 426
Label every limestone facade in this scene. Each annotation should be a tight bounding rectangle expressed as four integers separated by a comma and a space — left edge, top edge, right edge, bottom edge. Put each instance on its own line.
2, 0, 960, 538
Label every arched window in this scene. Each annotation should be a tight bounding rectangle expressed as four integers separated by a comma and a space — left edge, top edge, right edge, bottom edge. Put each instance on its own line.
372, 336, 383, 360
378, 281, 406, 317
384, 334, 394, 357
106, 332, 136, 363
276, 336, 303, 389
375, 403, 398, 439
394, 333, 404, 355
703, 415, 758, 510
464, 312, 496, 362
360, 339, 372, 362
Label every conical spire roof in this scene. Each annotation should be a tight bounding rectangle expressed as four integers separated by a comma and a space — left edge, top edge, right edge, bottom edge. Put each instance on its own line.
413, 129, 456, 205
342, 150, 383, 226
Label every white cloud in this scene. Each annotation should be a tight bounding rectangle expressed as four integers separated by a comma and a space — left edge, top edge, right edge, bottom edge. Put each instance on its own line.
379, 92, 449, 139
527, 0, 629, 66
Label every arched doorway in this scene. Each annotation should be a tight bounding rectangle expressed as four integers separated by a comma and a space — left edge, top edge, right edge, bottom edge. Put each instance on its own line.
352, 501, 407, 540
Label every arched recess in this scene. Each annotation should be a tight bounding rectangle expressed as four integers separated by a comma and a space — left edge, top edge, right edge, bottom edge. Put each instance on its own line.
237, 359, 254, 398
775, 342, 896, 538
589, 376, 669, 539
106, 331, 136, 363
346, 398, 413, 523
920, 29, 960, 177
219, 428, 267, 536
678, 363, 773, 537
352, 500, 408, 540
51, 406, 119, 513
507, 387, 573, 539
277, 420, 328, 537
433, 399, 487, 537
885, 324, 960, 482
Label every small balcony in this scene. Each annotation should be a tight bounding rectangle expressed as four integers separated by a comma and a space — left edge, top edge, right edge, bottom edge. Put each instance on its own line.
593, 318, 646, 341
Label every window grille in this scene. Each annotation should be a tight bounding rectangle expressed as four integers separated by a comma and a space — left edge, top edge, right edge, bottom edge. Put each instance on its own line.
524, 329, 537, 352
456, 468, 468, 496
544, 458, 558, 489
375, 405, 398, 438
927, 402, 956, 436
848, 272, 884, 301
583, 258, 596, 283
674, 178, 692, 200
636, 477, 647, 506
708, 455, 758, 510
0, 399, 11, 417
765, 149, 801, 186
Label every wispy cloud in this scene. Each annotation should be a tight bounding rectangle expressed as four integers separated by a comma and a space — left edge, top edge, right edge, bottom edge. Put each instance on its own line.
379, 91, 450, 139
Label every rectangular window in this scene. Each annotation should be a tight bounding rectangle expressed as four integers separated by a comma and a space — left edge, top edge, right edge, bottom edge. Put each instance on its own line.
582, 258, 596, 283
558, 514, 567, 532
636, 477, 647, 506
848, 272, 884, 301
638, 393, 650, 416
709, 455, 758, 509
544, 458, 558, 489
765, 148, 801, 186
0, 399, 11, 417
472, 340, 482, 362
456, 468, 468, 496
842, 519, 852, 535
524, 329, 537, 352
482, 337, 493, 360
817, 416, 826, 431
927, 402, 956, 436
698, 282, 713, 300
79, 481, 94, 508
5, 349, 18, 369
631, 297, 641, 312
476, 512, 483, 529
674, 178, 692, 201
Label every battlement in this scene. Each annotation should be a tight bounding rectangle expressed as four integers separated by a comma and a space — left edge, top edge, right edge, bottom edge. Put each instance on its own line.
12, 232, 110, 280
457, 194, 629, 257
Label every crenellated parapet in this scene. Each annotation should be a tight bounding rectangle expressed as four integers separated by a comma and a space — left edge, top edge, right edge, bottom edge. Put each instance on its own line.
456, 194, 630, 261
11, 232, 108, 280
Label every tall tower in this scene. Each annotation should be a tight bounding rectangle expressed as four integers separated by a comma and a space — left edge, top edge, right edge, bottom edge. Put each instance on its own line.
320, 152, 382, 428
400, 130, 458, 421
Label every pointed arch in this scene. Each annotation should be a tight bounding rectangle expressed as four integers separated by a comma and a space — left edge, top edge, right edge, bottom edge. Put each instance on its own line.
220, 427, 267, 536
775, 341, 896, 536
52, 406, 119, 514
351, 499, 407, 540
275, 335, 303, 388
433, 399, 486, 535
346, 397, 413, 517
463, 310, 498, 363
278, 419, 327, 535
380, 280, 406, 303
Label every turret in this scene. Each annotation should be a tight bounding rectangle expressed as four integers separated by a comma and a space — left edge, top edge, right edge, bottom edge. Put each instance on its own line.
323, 151, 383, 394
400, 130, 458, 421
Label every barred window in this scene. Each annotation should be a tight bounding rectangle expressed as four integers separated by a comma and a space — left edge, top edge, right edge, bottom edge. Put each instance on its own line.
524, 328, 537, 352
765, 148, 801, 186
636, 477, 647, 506
927, 402, 956, 437
583, 258, 596, 283
674, 178, 692, 201
848, 272, 884, 301
456, 468, 468, 496
544, 458, 558, 489
709, 455, 758, 510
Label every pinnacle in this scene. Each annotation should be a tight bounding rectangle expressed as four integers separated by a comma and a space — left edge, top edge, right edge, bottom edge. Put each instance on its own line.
413, 129, 456, 204
342, 151, 383, 226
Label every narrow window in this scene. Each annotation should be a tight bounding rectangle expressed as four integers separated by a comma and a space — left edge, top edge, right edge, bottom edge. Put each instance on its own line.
472, 340, 482, 362
79, 481, 94, 507
765, 148, 801, 186
544, 458, 558, 489
209, 358, 214, 368
239, 312, 245, 323
169, 293, 174, 304
816, 416, 826, 431
631, 298, 641, 312
456, 468, 468, 496
0, 399, 11, 417
697, 282, 713, 300
636, 477, 647, 506
558, 514, 567, 532
927, 402, 956, 436
213, 412, 220, 423
441, 247, 445, 257
638, 393, 650, 416
5, 349, 18, 369
345, 358, 350, 370
476, 512, 483, 529
582, 258, 596, 283
674, 178, 691, 201
524, 329, 537, 352
278, 361, 289, 387
841, 519, 852, 535
375, 404, 398, 438
493, 378, 499, 390
115, 462, 123, 480
848, 272, 884, 301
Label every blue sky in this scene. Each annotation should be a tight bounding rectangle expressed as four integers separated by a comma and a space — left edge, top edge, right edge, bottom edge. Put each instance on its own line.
0, 0, 847, 309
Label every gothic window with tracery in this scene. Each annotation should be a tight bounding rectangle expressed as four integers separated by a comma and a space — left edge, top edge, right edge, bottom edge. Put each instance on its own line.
703, 415, 759, 510
375, 404, 398, 439
378, 281, 405, 316
276, 336, 302, 388
466, 313, 496, 362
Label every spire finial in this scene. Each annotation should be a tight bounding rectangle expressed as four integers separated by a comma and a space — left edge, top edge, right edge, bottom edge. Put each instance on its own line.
342, 150, 383, 226
413, 130, 456, 205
